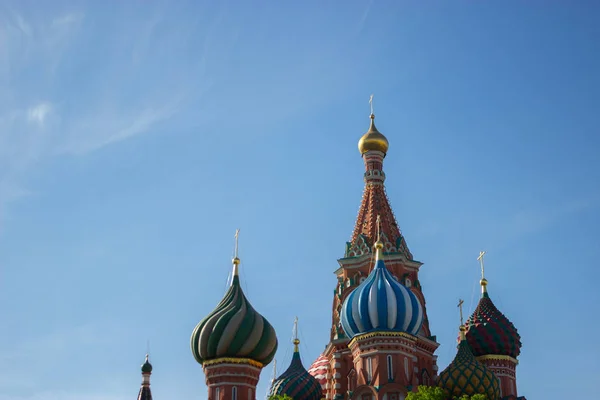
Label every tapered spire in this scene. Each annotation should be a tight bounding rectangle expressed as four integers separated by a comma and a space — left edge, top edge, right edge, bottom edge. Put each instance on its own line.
137, 354, 153, 400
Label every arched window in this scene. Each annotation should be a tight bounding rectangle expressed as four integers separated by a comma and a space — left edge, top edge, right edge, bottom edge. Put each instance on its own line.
215, 387, 220, 399
232, 386, 237, 400
387, 355, 394, 381
405, 277, 412, 287
367, 357, 373, 382
422, 369, 430, 386
404, 357, 409, 381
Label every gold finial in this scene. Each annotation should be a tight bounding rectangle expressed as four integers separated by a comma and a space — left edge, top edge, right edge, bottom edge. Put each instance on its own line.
358, 95, 389, 155
293, 316, 300, 352
477, 251, 488, 294
458, 299, 466, 340
374, 215, 384, 260
232, 229, 241, 276
459, 324, 467, 341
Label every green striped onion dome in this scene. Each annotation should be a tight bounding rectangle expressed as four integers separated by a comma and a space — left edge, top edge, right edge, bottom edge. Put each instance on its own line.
438, 328, 501, 400
190, 273, 278, 366
269, 340, 322, 400
464, 282, 522, 358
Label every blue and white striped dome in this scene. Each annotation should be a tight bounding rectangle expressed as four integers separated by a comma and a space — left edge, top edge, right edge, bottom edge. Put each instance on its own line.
341, 244, 424, 338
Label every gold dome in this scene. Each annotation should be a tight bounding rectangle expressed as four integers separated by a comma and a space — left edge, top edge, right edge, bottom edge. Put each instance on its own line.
358, 114, 389, 155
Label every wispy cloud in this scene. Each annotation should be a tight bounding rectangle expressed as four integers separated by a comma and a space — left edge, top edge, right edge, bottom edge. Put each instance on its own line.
52, 12, 84, 27
0, 6, 211, 223
357, 0, 375, 34
27, 102, 53, 125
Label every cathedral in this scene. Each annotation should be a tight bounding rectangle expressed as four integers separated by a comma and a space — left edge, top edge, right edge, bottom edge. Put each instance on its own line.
136, 109, 526, 400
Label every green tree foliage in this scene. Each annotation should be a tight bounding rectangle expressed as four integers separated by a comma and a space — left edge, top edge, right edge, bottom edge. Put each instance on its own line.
406, 386, 488, 400
268, 395, 293, 400
406, 386, 447, 400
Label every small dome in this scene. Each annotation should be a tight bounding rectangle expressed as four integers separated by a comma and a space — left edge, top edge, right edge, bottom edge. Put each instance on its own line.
190, 268, 278, 366
464, 282, 522, 358
141, 354, 152, 373
438, 327, 501, 400
269, 340, 322, 400
340, 242, 423, 338
358, 114, 389, 155
308, 353, 329, 394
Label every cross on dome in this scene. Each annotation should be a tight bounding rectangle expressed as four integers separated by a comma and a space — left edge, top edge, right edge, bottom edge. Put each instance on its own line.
478, 250, 486, 280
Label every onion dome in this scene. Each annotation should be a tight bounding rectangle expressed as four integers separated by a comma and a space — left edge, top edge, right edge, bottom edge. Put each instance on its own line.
438, 325, 501, 400
308, 353, 329, 393
464, 276, 522, 358
358, 113, 389, 155
141, 354, 152, 373
341, 238, 423, 338
190, 236, 278, 366
137, 354, 153, 400
269, 320, 322, 400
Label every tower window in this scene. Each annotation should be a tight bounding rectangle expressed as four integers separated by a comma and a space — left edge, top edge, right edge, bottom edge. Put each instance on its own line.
215, 387, 220, 399
387, 355, 393, 381
422, 370, 430, 386
367, 357, 373, 382
232, 386, 237, 400
405, 277, 412, 287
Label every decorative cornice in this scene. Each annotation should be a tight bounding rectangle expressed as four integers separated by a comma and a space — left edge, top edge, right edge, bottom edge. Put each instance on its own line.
476, 354, 519, 364
202, 357, 264, 368
348, 330, 417, 347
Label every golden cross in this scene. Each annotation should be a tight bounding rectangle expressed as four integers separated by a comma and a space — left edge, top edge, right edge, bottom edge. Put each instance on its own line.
234, 229, 240, 259
376, 214, 381, 242
477, 250, 486, 280
369, 94, 374, 115
457, 299, 464, 325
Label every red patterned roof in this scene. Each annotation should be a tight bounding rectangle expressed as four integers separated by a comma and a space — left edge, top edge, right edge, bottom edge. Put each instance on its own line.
464, 292, 522, 358
307, 353, 328, 394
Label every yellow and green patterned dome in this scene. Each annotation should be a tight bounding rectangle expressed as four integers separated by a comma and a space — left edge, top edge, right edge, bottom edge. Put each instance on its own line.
438, 326, 501, 400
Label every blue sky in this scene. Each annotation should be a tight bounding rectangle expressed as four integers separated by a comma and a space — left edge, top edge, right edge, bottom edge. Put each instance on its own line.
1, 0, 599, 399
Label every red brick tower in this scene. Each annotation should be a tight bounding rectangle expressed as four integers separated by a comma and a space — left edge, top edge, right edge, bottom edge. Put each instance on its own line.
309, 108, 439, 400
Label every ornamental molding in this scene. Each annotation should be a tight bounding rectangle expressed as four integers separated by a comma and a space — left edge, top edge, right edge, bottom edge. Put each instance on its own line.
476, 354, 519, 364
349, 330, 417, 345
202, 357, 264, 369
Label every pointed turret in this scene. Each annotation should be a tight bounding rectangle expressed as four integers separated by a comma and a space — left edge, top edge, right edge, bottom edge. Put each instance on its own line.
464, 251, 522, 398
347, 108, 412, 260
269, 318, 322, 400
137, 354, 153, 400
190, 230, 278, 400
